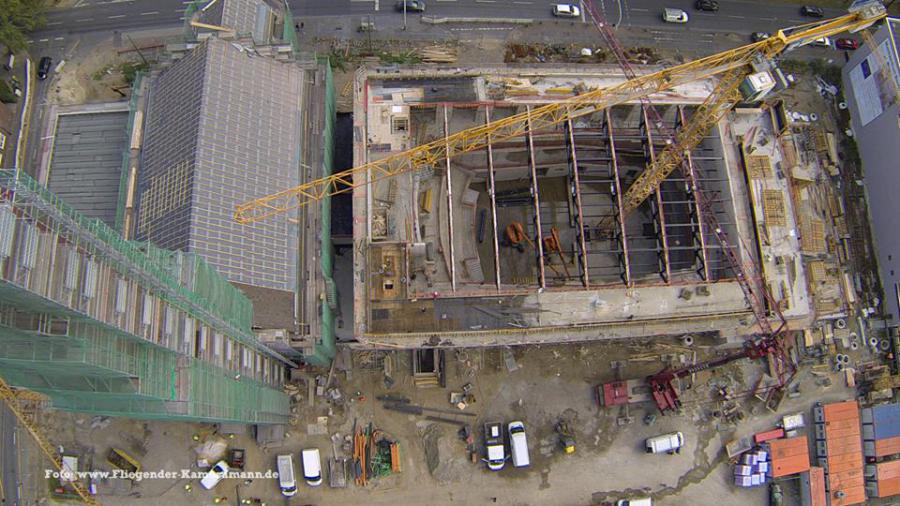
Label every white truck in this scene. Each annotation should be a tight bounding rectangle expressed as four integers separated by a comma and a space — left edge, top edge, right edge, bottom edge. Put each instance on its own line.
484, 422, 506, 471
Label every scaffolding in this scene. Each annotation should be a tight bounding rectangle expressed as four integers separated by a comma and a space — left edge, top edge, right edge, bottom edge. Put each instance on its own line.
0, 169, 290, 423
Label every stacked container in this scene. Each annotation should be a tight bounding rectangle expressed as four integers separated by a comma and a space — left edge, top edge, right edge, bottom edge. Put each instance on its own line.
814, 400, 865, 505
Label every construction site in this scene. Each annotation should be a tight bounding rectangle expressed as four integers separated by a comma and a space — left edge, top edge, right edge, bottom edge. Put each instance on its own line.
349, 66, 812, 348
1, 0, 900, 505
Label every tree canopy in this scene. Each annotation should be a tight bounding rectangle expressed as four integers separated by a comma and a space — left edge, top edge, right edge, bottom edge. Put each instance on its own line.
0, 0, 47, 52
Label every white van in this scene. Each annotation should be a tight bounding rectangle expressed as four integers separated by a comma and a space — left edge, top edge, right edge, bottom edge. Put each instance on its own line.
276, 454, 297, 497
617, 499, 652, 506
662, 8, 689, 23
645, 432, 684, 454
508, 421, 530, 468
301, 448, 323, 486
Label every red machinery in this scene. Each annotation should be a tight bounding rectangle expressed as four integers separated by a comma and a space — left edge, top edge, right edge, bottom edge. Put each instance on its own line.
582, 0, 796, 412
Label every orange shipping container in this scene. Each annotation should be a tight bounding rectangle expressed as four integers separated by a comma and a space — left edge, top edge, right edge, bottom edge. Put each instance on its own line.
825, 426, 861, 440
772, 453, 811, 477
874, 476, 900, 498
875, 436, 900, 458
807, 467, 827, 506
827, 454, 863, 474
826, 438, 863, 456
823, 400, 859, 419
827, 469, 864, 489
831, 485, 867, 506
824, 419, 861, 431
877, 460, 900, 480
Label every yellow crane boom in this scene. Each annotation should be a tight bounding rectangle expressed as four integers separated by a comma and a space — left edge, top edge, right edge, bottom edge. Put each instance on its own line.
0, 377, 100, 505
234, 7, 885, 225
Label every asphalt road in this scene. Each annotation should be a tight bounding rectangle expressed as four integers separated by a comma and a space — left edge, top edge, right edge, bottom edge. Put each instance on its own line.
0, 404, 20, 505
30, 0, 847, 42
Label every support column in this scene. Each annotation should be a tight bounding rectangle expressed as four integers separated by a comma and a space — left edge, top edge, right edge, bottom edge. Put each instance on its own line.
525, 106, 546, 289
485, 107, 502, 291
678, 106, 711, 282
606, 109, 631, 286
442, 106, 457, 292
565, 112, 590, 287
641, 106, 671, 283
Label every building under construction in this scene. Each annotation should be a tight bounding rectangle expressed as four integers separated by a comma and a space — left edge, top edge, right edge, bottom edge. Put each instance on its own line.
350, 65, 814, 348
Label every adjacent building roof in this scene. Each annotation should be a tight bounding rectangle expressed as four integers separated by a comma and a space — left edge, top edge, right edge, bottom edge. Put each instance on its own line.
137, 36, 304, 292
841, 18, 900, 321
194, 0, 285, 44
47, 111, 129, 227
819, 400, 865, 506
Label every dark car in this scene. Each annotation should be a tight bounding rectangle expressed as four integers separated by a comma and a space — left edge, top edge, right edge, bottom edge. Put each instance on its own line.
395, 0, 425, 12
800, 5, 824, 17
695, 0, 719, 12
835, 38, 859, 50
37, 56, 52, 80
751, 32, 771, 42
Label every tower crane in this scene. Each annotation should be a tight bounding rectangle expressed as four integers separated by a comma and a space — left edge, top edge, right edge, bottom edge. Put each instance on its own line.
234, 4, 885, 225
0, 377, 100, 505
233, 2, 887, 412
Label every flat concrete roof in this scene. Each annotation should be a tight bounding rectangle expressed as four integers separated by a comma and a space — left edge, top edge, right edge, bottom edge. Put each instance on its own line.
47, 111, 129, 228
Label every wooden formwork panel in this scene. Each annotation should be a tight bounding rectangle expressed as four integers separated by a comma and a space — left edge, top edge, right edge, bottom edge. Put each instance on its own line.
801, 219, 827, 253
807, 261, 827, 287
763, 190, 787, 227
747, 155, 773, 179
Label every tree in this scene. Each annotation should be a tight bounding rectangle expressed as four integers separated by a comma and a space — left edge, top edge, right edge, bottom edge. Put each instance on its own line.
0, 0, 47, 52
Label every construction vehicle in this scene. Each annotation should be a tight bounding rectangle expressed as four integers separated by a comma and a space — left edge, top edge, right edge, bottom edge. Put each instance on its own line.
0, 377, 99, 505
555, 420, 576, 454
107, 447, 141, 474
233, 2, 888, 413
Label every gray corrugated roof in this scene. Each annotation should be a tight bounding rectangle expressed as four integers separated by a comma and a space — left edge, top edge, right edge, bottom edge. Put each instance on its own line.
47, 112, 129, 227
137, 37, 303, 293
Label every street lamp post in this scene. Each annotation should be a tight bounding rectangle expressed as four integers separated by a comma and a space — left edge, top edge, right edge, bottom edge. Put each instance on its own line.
403, 1, 408, 30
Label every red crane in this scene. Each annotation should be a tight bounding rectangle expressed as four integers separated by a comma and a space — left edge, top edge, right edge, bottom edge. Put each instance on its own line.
581, 0, 795, 412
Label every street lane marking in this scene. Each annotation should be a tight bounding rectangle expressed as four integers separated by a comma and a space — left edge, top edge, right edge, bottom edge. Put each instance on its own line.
513, 1, 532, 3
475, 0, 497, 3
760, 17, 776, 21
54, 37, 64, 41
76, 18, 94, 22
46, 21, 62, 26
38, 38, 49, 42
140, 11, 159, 15
631, 7, 648, 12
435, 0, 457, 2
728, 15, 745, 19
108, 14, 126, 18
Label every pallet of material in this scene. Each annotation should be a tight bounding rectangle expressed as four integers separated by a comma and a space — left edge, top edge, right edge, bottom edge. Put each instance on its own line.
801, 219, 827, 253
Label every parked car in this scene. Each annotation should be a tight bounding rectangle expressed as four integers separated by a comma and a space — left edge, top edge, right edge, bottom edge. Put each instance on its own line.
800, 5, 824, 17
301, 448, 323, 486
483, 422, 506, 471
662, 8, 689, 23
276, 454, 297, 497
508, 421, 531, 468
200, 460, 229, 490
617, 499, 652, 506
835, 38, 859, 50
694, 0, 718, 12
811, 36, 833, 48
751, 32, 771, 42
645, 432, 684, 455
552, 3, 581, 17
37, 56, 52, 80
395, 0, 425, 12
